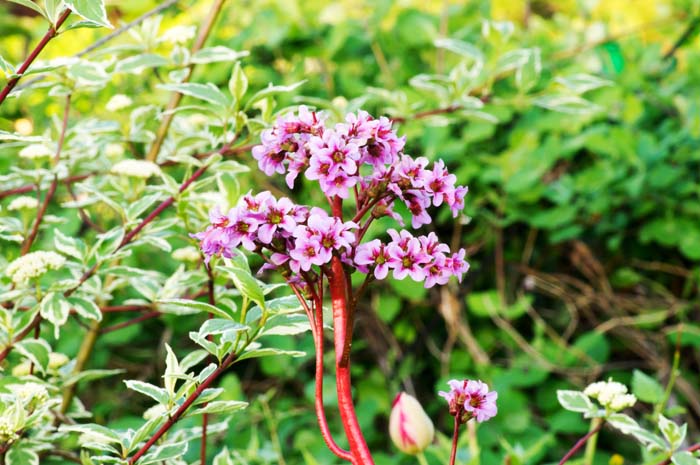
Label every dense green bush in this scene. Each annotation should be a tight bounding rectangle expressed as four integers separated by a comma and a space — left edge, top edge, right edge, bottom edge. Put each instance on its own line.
1, 1, 699, 464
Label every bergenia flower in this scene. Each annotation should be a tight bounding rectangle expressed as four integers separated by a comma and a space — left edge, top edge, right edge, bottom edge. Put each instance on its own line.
439, 379, 498, 423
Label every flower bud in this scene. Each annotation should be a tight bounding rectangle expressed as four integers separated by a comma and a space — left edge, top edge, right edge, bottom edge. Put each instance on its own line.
389, 392, 435, 454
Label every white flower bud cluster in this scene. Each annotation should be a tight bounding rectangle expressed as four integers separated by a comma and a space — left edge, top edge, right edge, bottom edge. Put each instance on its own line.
9, 383, 49, 405
161, 25, 196, 45
172, 246, 201, 262
584, 379, 636, 411
106, 94, 133, 112
6, 251, 66, 285
110, 159, 161, 178
105, 143, 125, 158
0, 416, 18, 442
8, 196, 39, 211
19, 143, 52, 159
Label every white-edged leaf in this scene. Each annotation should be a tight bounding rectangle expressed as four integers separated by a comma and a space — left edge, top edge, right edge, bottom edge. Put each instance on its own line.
124, 380, 169, 405
671, 451, 699, 465
68, 296, 102, 321
54, 228, 86, 260
216, 265, 265, 310
157, 299, 232, 319
236, 347, 305, 362
59, 424, 122, 444
157, 82, 230, 108
191, 400, 248, 415
433, 38, 484, 62
7, 0, 46, 19
14, 339, 51, 374
40, 292, 71, 337
533, 95, 602, 115
115, 53, 169, 74
138, 441, 187, 464
555, 73, 613, 94
556, 390, 594, 413
245, 81, 306, 109
6, 447, 38, 465
63, 0, 112, 28
191, 46, 249, 64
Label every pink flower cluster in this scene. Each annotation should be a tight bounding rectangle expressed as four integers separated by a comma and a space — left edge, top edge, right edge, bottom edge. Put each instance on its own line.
355, 230, 468, 288
252, 106, 467, 226
439, 379, 498, 423
195, 107, 470, 289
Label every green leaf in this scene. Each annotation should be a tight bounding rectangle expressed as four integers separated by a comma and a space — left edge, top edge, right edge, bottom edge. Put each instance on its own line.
63, 0, 112, 28
14, 339, 51, 374
68, 296, 102, 321
6, 446, 38, 465
198, 318, 248, 338
228, 61, 249, 103
191, 46, 249, 64
115, 54, 169, 74
157, 83, 230, 108
244, 81, 306, 110
632, 370, 664, 404
466, 290, 501, 317
139, 441, 187, 464
163, 343, 179, 396
213, 448, 234, 465
40, 292, 71, 337
659, 415, 686, 450
67, 60, 110, 86
124, 380, 170, 405
555, 73, 613, 94
95, 227, 125, 258
0, 55, 16, 76
157, 299, 232, 319
217, 265, 266, 311
59, 424, 122, 444
236, 347, 305, 362
433, 38, 484, 63
64, 369, 125, 387
191, 400, 248, 415
54, 228, 86, 260
128, 416, 165, 453
671, 451, 699, 465
556, 390, 594, 413
496, 49, 533, 74
533, 95, 602, 115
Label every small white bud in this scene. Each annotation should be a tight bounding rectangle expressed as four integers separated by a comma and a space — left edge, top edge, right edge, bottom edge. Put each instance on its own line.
389, 392, 434, 454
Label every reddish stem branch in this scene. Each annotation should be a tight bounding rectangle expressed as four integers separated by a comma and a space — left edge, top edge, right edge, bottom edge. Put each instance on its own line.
311, 295, 354, 462
448, 415, 461, 465
127, 351, 238, 464
0, 10, 71, 106
0, 314, 41, 362
391, 105, 463, 124
654, 444, 700, 465
20, 94, 71, 255
0, 173, 91, 200
101, 305, 153, 313
100, 311, 160, 334
558, 420, 605, 465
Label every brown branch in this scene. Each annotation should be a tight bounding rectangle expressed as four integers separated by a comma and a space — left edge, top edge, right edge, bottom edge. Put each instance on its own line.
558, 420, 605, 465
0, 9, 71, 106
127, 350, 238, 464
145, 0, 229, 162
391, 105, 462, 124
21, 94, 71, 255
100, 311, 161, 334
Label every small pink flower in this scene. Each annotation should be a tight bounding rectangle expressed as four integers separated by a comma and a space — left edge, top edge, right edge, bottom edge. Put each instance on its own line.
439, 379, 497, 423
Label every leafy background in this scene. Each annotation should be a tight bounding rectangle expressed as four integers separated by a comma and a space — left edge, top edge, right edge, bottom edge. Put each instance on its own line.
1, 0, 700, 464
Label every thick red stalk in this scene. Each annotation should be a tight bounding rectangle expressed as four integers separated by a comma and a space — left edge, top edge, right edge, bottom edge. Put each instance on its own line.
329, 256, 374, 465
0, 10, 71, 106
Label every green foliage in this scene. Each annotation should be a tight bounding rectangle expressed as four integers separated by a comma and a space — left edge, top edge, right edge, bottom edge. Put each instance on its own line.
1, 0, 700, 464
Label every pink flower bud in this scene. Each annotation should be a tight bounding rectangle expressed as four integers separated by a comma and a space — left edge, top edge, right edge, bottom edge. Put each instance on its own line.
389, 392, 435, 454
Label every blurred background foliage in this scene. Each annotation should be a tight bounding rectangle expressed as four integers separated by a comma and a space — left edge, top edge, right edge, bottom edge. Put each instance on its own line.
2, 0, 700, 464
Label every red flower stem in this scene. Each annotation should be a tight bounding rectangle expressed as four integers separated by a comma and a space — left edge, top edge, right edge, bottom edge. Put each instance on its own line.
127, 350, 238, 464
312, 294, 353, 461
0, 9, 71, 106
201, 264, 217, 464
329, 255, 374, 465
0, 173, 91, 200
654, 444, 700, 465
448, 415, 461, 465
558, 420, 605, 465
